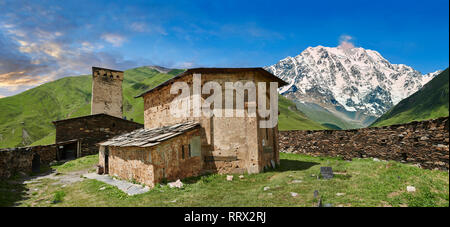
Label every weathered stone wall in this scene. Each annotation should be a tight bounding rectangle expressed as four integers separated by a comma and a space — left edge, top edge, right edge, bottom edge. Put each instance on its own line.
279, 117, 449, 170
54, 114, 143, 157
0, 144, 57, 178
106, 129, 203, 187
142, 71, 280, 174
91, 67, 124, 118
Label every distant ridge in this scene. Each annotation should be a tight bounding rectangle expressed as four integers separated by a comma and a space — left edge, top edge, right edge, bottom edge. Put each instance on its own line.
146, 65, 173, 74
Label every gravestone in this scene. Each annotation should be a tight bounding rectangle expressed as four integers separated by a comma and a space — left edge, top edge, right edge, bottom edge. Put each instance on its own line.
313, 190, 319, 199
320, 167, 334, 179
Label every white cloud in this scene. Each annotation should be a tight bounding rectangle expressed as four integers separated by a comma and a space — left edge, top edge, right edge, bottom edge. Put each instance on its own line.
338, 35, 355, 50
130, 22, 168, 35
80, 41, 104, 51
177, 62, 195, 68
130, 22, 147, 32
0, 71, 53, 91
101, 33, 127, 47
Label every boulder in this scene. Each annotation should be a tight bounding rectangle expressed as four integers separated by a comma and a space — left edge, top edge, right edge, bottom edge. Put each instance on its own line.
406, 186, 416, 192
168, 179, 183, 188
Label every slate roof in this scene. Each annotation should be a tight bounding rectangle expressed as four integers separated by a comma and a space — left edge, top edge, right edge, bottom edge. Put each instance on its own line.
52, 113, 142, 126
98, 121, 200, 148
135, 67, 289, 98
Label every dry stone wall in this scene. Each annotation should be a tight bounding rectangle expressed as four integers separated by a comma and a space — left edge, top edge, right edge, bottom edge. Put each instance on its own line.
0, 144, 57, 178
279, 117, 449, 170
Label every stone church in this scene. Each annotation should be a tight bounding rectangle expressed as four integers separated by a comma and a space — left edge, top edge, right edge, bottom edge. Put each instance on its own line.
98, 68, 288, 187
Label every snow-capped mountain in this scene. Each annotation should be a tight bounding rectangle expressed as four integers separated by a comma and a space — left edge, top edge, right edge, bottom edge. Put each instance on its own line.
265, 45, 441, 127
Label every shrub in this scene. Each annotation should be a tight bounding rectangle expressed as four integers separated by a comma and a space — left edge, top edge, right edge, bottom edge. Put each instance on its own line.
52, 191, 66, 203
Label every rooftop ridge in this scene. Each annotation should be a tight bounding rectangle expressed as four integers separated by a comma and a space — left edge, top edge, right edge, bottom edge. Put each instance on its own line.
135, 67, 288, 98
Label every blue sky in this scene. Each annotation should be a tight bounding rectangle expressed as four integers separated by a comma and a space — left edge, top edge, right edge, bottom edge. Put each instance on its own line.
0, 0, 448, 97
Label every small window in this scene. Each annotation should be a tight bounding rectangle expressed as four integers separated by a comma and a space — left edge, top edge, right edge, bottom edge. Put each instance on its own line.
181, 146, 185, 159
189, 136, 201, 157
148, 151, 152, 163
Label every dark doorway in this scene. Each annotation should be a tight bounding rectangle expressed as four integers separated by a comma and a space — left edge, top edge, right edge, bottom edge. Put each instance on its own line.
32, 154, 40, 173
60, 142, 78, 160
104, 146, 109, 174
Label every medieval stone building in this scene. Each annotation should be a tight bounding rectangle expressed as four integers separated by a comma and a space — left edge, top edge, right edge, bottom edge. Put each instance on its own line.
91, 67, 124, 118
50, 67, 143, 160
99, 68, 288, 187
53, 114, 142, 159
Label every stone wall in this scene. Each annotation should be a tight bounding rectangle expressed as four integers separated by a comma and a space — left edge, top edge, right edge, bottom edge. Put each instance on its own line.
279, 117, 449, 170
54, 114, 143, 157
0, 144, 58, 178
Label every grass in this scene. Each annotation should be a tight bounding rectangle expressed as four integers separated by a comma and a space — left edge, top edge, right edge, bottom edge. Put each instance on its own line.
372, 68, 449, 127
1, 153, 448, 207
278, 95, 328, 130
52, 191, 66, 203
50, 154, 99, 173
295, 101, 363, 129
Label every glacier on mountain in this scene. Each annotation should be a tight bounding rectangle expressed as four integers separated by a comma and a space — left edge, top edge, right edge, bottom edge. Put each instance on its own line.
265, 45, 440, 126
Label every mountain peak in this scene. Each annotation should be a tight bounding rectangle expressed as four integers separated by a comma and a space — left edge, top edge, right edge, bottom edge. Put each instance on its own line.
265, 45, 440, 127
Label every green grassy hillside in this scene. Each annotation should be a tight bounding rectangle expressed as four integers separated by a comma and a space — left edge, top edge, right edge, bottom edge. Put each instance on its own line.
371, 68, 449, 127
295, 102, 361, 129
0, 67, 325, 148
278, 95, 328, 130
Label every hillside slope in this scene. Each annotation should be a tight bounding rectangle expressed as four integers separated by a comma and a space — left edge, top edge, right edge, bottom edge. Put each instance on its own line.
0, 67, 175, 148
295, 101, 362, 129
278, 95, 328, 130
0, 67, 324, 148
371, 68, 449, 127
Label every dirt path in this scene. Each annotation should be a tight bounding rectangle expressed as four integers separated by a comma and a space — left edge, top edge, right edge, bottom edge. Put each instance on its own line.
22, 169, 89, 186
5, 166, 93, 207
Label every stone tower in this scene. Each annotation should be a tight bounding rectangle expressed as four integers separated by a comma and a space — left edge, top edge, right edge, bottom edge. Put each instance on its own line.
91, 67, 123, 118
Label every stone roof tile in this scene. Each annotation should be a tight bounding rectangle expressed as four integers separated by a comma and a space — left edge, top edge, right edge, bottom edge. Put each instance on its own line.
98, 121, 200, 148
